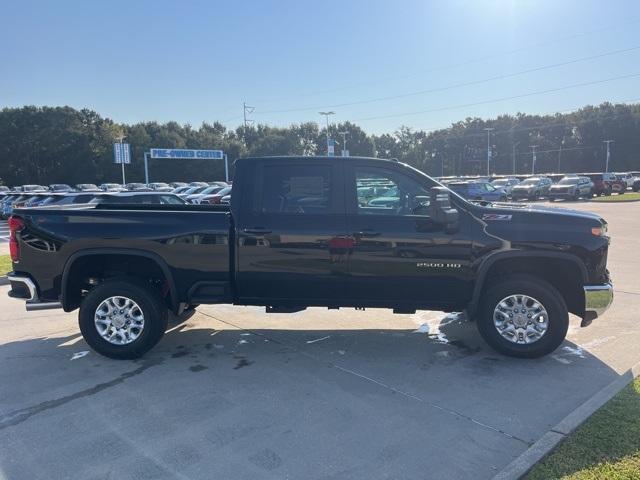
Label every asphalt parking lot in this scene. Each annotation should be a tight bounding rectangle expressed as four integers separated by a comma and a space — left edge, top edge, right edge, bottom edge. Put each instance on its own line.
0, 200, 638, 480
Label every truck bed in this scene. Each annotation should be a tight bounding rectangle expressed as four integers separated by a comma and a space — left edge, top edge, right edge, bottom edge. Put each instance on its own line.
12, 204, 232, 307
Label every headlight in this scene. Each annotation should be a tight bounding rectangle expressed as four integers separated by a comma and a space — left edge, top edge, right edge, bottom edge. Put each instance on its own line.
591, 224, 608, 237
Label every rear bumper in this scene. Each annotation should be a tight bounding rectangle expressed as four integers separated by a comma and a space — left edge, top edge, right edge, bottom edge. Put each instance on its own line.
7, 273, 62, 311
581, 283, 614, 326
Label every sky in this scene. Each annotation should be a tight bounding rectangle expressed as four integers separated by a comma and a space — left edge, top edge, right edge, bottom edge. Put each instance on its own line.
2, 0, 640, 134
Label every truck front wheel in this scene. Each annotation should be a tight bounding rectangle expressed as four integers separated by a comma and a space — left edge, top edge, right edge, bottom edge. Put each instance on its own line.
477, 275, 568, 358
79, 279, 168, 359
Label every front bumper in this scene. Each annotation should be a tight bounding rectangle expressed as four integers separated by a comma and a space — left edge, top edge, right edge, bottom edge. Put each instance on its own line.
549, 190, 575, 198
581, 283, 614, 326
7, 273, 62, 311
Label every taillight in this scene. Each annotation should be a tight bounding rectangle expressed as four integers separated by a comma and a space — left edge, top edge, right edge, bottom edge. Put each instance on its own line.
8, 215, 24, 262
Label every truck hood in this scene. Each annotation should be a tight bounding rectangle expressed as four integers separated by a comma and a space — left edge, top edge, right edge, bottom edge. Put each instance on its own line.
479, 202, 605, 224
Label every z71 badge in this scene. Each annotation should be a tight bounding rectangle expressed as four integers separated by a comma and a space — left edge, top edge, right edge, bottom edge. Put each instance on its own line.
482, 214, 512, 221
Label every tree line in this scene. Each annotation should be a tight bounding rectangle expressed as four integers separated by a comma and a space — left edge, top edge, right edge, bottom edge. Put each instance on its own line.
0, 102, 639, 186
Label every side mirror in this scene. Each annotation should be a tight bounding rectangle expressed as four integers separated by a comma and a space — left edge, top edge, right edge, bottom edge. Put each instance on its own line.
429, 187, 459, 231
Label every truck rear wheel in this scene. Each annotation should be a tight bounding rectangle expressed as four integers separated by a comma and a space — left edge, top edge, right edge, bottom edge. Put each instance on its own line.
79, 279, 168, 359
477, 275, 568, 358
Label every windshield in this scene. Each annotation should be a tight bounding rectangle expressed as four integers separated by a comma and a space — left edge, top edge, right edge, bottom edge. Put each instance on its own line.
558, 178, 579, 185
520, 179, 539, 186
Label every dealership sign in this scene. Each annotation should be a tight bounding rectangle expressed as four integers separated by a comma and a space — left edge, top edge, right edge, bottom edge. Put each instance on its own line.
150, 148, 224, 160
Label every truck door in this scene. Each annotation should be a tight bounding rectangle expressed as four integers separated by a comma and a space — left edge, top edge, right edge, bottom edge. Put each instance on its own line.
235, 159, 349, 304
344, 162, 474, 308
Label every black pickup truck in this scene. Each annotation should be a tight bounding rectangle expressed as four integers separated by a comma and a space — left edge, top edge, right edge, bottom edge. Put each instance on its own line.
7, 156, 613, 359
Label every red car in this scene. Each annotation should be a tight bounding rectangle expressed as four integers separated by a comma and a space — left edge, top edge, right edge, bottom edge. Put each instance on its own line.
199, 186, 232, 204
585, 173, 626, 196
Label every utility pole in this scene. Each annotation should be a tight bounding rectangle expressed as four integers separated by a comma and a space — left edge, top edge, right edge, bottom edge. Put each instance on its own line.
603, 140, 614, 172
243, 102, 254, 147
338, 131, 349, 157
484, 128, 494, 176
319, 111, 335, 156
530, 145, 538, 175
512, 142, 519, 175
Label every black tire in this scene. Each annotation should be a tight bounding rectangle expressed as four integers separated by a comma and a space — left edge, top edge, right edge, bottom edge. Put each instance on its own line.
79, 278, 168, 359
476, 274, 569, 358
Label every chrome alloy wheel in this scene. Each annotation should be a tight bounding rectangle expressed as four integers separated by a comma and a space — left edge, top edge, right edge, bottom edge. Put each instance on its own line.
493, 294, 549, 344
94, 296, 145, 345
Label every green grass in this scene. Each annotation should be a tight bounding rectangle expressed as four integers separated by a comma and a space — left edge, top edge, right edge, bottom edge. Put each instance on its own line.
527, 377, 640, 479
591, 192, 640, 202
0, 254, 11, 276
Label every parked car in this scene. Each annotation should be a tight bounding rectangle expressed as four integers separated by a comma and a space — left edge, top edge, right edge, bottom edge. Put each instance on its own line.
188, 181, 209, 187
447, 181, 507, 202
7, 156, 613, 361
17, 185, 47, 193
37, 192, 99, 207
0, 186, 10, 196
186, 185, 226, 204
125, 183, 151, 192
90, 192, 187, 205
147, 182, 173, 192
169, 182, 188, 188
584, 173, 626, 196
48, 184, 74, 192
99, 183, 126, 192
23, 193, 56, 207
490, 178, 520, 196
0, 194, 20, 219
76, 184, 100, 192
177, 186, 207, 198
614, 172, 633, 190
633, 177, 640, 192
548, 176, 594, 201
510, 177, 552, 200
196, 186, 232, 205
171, 186, 192, 195
221, 193, 231, 205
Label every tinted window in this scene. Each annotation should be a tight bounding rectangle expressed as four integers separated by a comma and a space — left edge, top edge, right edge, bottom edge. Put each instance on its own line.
258, 164, 333, 214
354, 167, 429, 216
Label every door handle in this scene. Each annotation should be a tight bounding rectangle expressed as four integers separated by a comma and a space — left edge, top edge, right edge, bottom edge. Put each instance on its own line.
243, 227, 272, 235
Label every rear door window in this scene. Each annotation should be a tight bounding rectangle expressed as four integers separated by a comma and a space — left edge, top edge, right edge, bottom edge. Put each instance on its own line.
256, 164, 335, 214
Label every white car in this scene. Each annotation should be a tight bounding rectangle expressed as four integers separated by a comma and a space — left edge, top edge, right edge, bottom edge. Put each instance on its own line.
491, 178, 520, 196
614, 173, 633, 189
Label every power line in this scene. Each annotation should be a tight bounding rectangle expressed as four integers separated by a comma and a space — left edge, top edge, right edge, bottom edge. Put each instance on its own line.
250, 17, 640, 105
252, 46, 640, 115
352, 72, 640, 122
415, 99, 640, 143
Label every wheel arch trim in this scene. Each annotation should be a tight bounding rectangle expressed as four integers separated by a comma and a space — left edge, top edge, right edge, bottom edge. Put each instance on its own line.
61, 248, 179, 313
467, 250, 587, 317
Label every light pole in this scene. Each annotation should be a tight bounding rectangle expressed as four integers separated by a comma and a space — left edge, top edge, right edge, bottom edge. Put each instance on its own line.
338, 131, 349, 157
530, 145, 538, 175
319, 111, 335, 156
512, 141, 520, 175
484, 128, 494, 176
603, 140, 614, 172
558, 137, 565, 173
